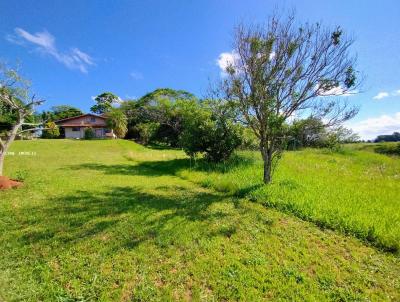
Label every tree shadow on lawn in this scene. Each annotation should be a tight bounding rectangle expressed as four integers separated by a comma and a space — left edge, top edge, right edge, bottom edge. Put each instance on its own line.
66, 158, 190, 177
19, 185, 239, 252
67, 153, 256, 178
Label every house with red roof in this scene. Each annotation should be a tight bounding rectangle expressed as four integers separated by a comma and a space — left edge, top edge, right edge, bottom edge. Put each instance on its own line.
55, 113, 115, 139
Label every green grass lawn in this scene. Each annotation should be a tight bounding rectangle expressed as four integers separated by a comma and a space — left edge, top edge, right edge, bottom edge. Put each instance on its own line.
0, 140, 399, 301
175, 147, 400, 253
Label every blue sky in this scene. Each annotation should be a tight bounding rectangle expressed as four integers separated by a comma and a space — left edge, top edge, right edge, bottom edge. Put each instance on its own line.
1, 0, 399, 139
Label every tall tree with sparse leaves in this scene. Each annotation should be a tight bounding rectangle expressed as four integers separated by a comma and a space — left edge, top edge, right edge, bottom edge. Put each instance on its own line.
220, 12, 360, 183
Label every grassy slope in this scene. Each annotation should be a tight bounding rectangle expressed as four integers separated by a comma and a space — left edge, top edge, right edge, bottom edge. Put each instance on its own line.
0, 140, 399, 301
176, 148, 400, 252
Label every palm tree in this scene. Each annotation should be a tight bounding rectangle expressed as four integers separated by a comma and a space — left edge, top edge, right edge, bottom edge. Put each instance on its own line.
105, 108, 127, 138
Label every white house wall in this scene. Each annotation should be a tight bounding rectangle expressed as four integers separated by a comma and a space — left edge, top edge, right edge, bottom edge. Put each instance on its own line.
65, 127, 84, 139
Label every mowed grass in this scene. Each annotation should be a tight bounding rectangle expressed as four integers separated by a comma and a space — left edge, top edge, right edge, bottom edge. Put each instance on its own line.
176, 147, 400, 252
0, 140, 399, 301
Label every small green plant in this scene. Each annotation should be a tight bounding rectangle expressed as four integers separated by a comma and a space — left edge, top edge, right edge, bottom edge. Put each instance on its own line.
84, 127, 95, 140
13, 169, 28, 182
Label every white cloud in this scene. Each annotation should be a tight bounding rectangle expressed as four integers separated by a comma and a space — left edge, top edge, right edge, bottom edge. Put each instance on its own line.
392, 89, 400, 96
346, 112, 400, 140
71, 48, 94, 66
373, 91, 389, 100
130, 71, 143, 80
6, 28, 94, 73
316, 84, 358, 97
269, 51, 276, 60
216, 51, 239, 76
216, 50, 275, 77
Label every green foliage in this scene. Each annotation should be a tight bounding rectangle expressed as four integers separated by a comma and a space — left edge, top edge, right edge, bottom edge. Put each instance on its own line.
90, 92, 119, 114
239, 128, 259, 150
287, 117, 326, 149
0, 95, 29, 132
138, 88, 195, 105
180, 100, 243, 162
331, 27, 343, 45
84, 127, 95, 140
52, 105, 82, 120
224, 15, 359, 183
287, 118, 359, 151
323, 132, 343, 152
105, 108, 127, 138
12, 169, 28, 182
344, 66, 356, 88
135, 122, 159, 145
41, 121, 60, 139
0, 100, 17, 131
38, 105, 83, 124
121, 88, 198, 146
374, 142, 400, 156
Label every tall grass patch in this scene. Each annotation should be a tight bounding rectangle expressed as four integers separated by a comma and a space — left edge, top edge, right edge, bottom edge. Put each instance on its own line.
181, 149, 400, 252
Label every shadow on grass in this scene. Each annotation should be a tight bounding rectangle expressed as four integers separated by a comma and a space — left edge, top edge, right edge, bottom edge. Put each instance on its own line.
66, 158, 190, 177
19, 185, 238, 251
145, 143, 181, 150
67, 153, 256, 177
17, 154, 264, 251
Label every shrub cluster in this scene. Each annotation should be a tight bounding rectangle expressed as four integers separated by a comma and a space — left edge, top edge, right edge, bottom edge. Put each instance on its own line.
120, 89, 243, 162
41, 121, 60, 139
286, 117, 359, 151
374, 143, 400, 156
84, 127, 95, 140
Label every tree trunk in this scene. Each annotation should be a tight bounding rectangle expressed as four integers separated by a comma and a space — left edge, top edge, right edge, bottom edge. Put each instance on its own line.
0, 120, 23, 177
263, 154, 272, 184
260, 138, 272, 184
0, 151, 4, 176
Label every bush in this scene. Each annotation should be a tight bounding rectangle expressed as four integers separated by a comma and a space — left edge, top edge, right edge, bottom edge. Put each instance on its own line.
105, 108, 127, 138
84, 127, 95, 140
374, 143, 400, 156
135, 122, 159, 145
120, 89, 198, 146
180, 101, 243, 162
240, 128, 259, 150
41, 122, 60, 139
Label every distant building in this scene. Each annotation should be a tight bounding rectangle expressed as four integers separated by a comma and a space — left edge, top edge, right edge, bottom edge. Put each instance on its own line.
55, 113, 115, 139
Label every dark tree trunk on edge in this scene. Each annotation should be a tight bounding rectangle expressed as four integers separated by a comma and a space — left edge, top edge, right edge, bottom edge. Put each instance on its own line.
0, 120, 23, 177
0, 151, 4, 177
262, 154, 272, 184
260, 138, 272, 184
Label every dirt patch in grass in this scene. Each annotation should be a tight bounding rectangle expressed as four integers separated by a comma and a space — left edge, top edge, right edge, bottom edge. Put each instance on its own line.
0, 176, 23, 190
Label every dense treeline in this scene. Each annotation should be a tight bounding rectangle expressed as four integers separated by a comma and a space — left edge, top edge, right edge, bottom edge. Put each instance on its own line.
120, 88, 243, 161
374, 132, 400, 143
6, 87, 359, 162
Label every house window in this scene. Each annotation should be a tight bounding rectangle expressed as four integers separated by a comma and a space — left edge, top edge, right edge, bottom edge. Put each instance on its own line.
90, 117, 96, 122
72, 127, 80, 131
